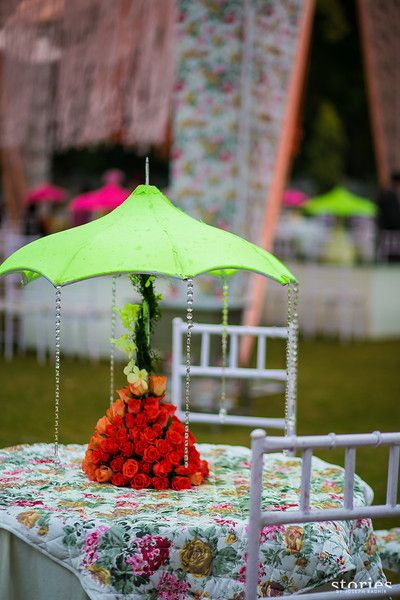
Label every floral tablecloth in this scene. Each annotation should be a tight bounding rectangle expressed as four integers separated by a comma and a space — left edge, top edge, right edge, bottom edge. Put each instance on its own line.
0, 443, 385, 599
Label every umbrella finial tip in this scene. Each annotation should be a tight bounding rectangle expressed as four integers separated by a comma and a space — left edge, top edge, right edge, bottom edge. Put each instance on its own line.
145, 157, 149, 185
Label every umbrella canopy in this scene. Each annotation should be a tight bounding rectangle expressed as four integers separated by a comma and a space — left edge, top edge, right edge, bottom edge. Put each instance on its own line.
27, 183, 66, 204
283, 188, 308, 207
304, 186, 377, 218
0, 184, 296, 286
70, 170, 130, 214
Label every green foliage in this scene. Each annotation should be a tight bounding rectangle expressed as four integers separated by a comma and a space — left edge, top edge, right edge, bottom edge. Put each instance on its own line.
317, 0, 350, 43
110, 304, 140, 359
306, 101, 347, 192
110, 275, 162, 374
129, 275, 162, 374
114, 304, 140, 330
292, 0, 376, 184
110, 334, 136, 357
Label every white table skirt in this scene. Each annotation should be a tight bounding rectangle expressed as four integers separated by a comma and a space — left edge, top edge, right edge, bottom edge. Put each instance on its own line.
0, 529, 90, 600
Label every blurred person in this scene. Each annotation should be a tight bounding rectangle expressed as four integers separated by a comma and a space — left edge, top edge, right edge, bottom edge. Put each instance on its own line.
376, 171, 400, 261
23, 202, 47, 236
376, 171, 400, 230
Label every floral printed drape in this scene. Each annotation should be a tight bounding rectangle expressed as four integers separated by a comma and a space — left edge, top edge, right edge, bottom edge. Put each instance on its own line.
170, 0, 304, 302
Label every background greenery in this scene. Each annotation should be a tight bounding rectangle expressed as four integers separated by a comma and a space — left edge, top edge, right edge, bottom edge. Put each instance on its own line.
292, 0, 376, 191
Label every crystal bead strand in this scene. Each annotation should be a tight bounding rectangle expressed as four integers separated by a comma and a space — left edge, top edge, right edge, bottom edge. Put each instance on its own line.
219, 277, 229, 422
54, 285, 62, 460
284, 285, 291, 441
184, 278, 194, 468
284, 283, 299, 441
290, 283, 299, 437
109, 275, 117, 406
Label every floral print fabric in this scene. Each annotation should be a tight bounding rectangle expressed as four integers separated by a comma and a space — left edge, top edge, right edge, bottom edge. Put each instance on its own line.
0, 443, 385, 599
169, 0, 304, 303
376, 529, 400, 573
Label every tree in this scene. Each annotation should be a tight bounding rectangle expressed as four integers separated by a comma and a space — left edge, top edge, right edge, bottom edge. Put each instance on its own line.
306, 101, 347, 192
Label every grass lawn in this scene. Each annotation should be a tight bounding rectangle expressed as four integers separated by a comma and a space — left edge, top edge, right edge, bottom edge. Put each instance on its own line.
1, 338, 399, 540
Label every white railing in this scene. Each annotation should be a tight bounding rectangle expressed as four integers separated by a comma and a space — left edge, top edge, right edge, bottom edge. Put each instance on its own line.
171, 318, 292, 431
246, 430, 400, 599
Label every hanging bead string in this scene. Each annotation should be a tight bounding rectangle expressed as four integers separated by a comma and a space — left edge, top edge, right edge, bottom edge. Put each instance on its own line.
184, 278, 194, 468
284, 283, 299, 442
219, 277, 229, 422
109, 275, 117, 406
54, 285, 62, 461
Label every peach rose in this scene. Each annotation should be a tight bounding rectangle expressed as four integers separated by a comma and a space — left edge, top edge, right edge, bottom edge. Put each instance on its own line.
117, 386, 132, 403
88, 432, 103, 449
106, 399, 125, 420
128, 380, 148, 397
148, 375, 167, 397
83, 459, 97, 482
127, 366, 148, 396
96, 415, 111, 435
189, 472, 204, 486
95, 465, 113, 483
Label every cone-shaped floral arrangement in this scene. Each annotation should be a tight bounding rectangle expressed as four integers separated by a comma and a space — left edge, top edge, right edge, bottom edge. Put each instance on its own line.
82, 275, 209, 490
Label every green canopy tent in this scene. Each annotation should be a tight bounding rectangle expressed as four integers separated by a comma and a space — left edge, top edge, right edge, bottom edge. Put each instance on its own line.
0, 182, 298, 459
304, 186, 377, 218
304, 186, 377, 265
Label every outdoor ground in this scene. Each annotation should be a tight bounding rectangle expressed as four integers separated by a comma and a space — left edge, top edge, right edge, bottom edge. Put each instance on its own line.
1, 338, 399, 539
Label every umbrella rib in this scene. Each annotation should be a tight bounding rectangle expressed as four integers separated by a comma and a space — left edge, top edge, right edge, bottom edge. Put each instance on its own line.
56, 220, 119, 284
148, 198, 187, 278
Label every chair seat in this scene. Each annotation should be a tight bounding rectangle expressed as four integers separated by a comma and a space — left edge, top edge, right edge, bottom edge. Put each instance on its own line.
376, 528, 400, 573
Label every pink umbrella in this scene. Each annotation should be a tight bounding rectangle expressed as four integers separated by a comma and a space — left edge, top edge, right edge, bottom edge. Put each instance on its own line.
26, 183, 66, 204
70, 170, 130, 215
283, 188, 308, 207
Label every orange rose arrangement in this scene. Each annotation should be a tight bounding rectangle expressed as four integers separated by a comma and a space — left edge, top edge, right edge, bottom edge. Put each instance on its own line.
82, 275, 209, 490
82, 374, 209, 490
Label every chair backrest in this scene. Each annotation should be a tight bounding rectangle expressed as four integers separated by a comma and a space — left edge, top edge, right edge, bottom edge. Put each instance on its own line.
171, 317, 292, 432
246, 429, 400, 600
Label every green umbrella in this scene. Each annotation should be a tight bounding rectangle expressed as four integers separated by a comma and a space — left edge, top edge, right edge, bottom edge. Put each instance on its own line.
304, 186, 377, 218
0, 184, 296, 286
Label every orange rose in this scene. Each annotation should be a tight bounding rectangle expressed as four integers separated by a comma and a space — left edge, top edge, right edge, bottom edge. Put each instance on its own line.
148, 376, 167, 397
106, 399, 125, 420
95, 465, 113, 483
189, 471, 204, 486
200, 460, 209, 478
128, 380, 147, 396
88, 432, 103, 449
85, 463, 97, 481
82, 450, 96, 481
122, 459, 139, 479
117, 386, 132, 403
96, 415, 111, 435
